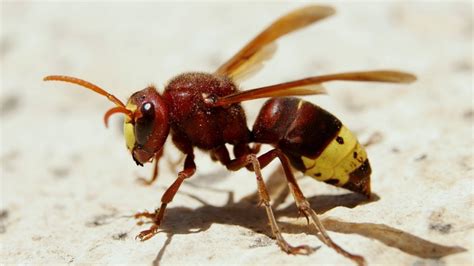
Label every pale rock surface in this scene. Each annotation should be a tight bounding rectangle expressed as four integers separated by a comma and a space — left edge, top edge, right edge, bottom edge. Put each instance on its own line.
1, 2, 472, 265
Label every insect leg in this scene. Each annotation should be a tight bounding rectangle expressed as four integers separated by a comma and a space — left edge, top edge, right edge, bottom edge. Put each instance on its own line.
225, 151, 315, 255
137, 148, 164, 186
135, 152, 196, 241
259, 149, 366, 266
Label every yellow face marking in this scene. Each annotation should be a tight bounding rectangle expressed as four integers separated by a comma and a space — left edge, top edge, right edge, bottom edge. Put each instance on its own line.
301, 125, 368, 186
124, 102, 137, 151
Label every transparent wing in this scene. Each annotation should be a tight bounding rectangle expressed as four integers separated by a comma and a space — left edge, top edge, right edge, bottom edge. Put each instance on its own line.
215, 5, 335, 82
228, 43, 277, 83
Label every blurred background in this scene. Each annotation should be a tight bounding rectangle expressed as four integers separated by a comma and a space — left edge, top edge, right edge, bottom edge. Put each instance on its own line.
1, 1, 472, 265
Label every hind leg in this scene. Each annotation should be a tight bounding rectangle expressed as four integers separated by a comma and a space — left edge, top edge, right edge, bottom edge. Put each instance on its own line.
257, 148, 366, 266
213, 145, 314, 255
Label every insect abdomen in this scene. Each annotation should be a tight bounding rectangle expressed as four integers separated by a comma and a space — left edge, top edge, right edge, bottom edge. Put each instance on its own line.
301, 125, 371, 196
253, 97, 371, 197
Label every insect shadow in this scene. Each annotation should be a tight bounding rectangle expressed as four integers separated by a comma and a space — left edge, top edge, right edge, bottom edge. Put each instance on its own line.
144, 169, 466, 265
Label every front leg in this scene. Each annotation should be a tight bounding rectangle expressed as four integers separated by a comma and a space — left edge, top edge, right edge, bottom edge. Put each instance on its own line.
135, 152, 196, 241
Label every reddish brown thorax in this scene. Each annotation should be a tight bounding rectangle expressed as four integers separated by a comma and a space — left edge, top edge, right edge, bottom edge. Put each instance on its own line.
162, 72, 251, 151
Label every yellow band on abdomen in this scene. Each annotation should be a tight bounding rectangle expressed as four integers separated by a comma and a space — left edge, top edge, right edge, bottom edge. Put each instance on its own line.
301, 125, 368, 186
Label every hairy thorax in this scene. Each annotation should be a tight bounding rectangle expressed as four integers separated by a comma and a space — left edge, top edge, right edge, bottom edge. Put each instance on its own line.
162, 72, 250, 150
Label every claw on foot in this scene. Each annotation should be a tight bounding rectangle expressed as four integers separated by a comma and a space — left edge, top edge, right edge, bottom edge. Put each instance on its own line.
134, 209, 159, 226
134, 209, 162, 241
136, 177, 154, 186
296, 209, 310, 225
134, 210, 158, 219
136, 225, 159, 241
282, 243, 319, 255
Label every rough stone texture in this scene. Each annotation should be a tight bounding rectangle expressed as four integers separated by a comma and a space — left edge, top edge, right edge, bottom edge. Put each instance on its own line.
1, 2, 472, 265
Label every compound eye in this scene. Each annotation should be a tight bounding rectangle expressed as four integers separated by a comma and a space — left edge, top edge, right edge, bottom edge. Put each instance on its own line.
135, 102, 155, 145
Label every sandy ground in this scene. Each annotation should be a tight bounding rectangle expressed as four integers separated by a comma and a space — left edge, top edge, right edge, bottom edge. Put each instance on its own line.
1, 1, 472, 265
